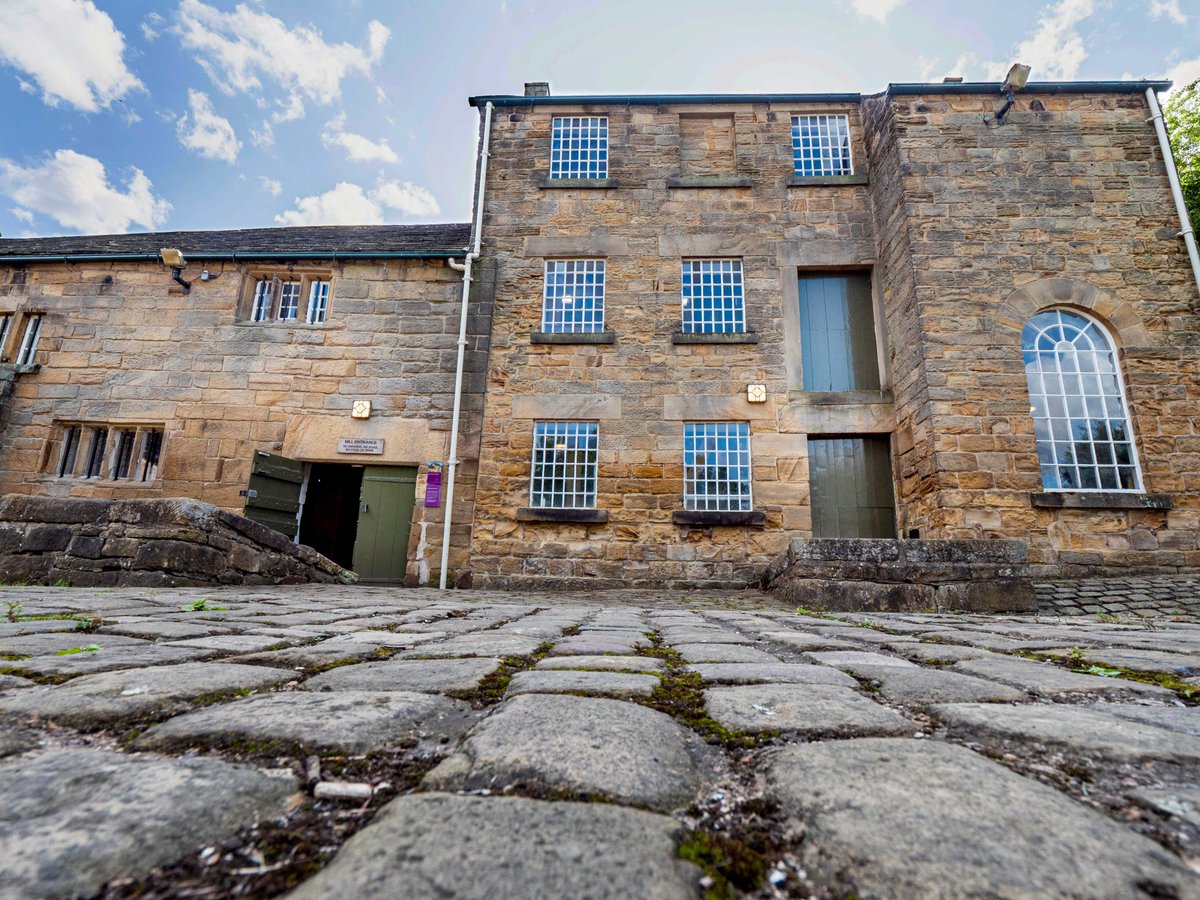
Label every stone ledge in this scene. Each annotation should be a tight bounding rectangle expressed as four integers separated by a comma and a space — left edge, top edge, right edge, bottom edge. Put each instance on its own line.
530, 331, 616, 345
788, 389, 893, 405
671, 332, 759, 345
1030, 492, 1172, 511
517, 508, 609, 524
672, 510, 766, 527
787, 174, 869, 187
539, 178, 618, 189
665, 175, 753, 189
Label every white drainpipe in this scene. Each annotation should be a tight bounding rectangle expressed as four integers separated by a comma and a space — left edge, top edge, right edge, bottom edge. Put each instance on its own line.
1146, 87, 1200, 296
440, 101, 494, 590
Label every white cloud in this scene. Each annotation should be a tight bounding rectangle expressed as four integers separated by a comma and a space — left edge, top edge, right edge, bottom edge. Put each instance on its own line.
1166, 57, 1200, 93
274, 177, 439, 226
175, 0, 389, 109
0, 0, 142, 112
10, 208, 34, 226
0, 149, 171, 234
850, 0, 904, 22
141, 11, 164, 41
176, 90, 242, 164
250, 123, 275, 149
259, 176, 282, 196
321, 113, 400, 163
996, 0, 1094, 81
271, 94, 305, 124
1150, 0, 1187, 25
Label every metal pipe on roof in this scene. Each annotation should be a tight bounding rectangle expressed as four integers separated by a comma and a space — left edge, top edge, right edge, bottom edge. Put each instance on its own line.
439, 100, 494, 591
1145, 86, 1200, 299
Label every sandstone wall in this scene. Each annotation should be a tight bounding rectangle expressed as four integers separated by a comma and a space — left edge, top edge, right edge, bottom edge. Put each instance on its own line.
470, 100, 884, 587
0, 256, 488, 584
865, 90, 1200, 576
0, 494, 352, 586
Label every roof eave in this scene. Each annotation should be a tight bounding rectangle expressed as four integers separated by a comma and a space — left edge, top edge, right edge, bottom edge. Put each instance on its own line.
887, 80, 1172, 96
468, 92, 863, 108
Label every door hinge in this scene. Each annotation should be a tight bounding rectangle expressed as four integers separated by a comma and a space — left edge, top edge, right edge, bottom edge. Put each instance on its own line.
240, 489, 258, 499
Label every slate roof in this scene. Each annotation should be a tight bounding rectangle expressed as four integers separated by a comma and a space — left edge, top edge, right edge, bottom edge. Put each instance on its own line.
0, 223, 472, 261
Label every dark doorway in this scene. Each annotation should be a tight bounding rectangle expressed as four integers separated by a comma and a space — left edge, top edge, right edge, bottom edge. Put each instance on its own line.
808, 435, 897, 538
298, 463, 364, 569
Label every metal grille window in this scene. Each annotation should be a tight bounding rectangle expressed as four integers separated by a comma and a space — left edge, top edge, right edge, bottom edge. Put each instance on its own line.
84, 428, 108, 479
0, 314, 11, 357
111, 429, 136, 479
541, 260, 605, 333
139, 429, 163, 481
58, 426, 80, 477
277, 281, 301, 320
1022, 309, 1143, 491
16, 314, 41, 365
530, 422, 599, 509
306, 280, 330, 324
251, 279, 272, 322
550, 116, 608, 179
681, 259, 745, 333
683, 422, 752, 511
791, 115, 852, 177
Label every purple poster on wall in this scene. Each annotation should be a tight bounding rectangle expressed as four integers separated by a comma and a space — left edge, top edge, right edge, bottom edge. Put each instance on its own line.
424, 471, 442, 508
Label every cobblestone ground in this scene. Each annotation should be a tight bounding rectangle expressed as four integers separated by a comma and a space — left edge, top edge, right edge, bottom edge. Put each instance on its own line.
0, 584, 1198, 899
1037, 574, 1200, 620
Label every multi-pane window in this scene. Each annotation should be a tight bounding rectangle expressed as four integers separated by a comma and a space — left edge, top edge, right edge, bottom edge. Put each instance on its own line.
1022, 309, 1142, 491
16, 314, 41, 364
52, 424, 164, 482
530, 421, 599, 509
306, 280, 330, 324
791, 114, 853, 177
542, 260, 605, 333
550, 116, 608, 179
681, 260, 745, 334
683, 422, 752, 511
798, 273, 880, 391
277, 281, 301, 320
246, 275, 330, 324
0, 314, 12, 358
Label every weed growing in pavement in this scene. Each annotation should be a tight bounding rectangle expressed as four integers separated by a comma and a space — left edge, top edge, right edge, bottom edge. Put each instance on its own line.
180, 599, 228, 612
5, 600, 22, 622
52, 578, 72, 587
447, 642, 555, 707
54, 643, 101, 656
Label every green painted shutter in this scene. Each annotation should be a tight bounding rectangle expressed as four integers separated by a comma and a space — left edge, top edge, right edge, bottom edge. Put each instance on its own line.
241, 451, 304, 538
808, 436, 896, 538
352, 466, 418, 584
798, 273, 880, 392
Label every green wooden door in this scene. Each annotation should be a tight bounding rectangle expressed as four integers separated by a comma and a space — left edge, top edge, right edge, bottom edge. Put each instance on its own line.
351, 465, 418, 584
798, 273, 881, 392
808, 436, 896, 538
241, 451, 304, 538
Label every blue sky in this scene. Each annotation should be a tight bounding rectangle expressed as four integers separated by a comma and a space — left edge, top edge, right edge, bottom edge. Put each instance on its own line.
0, 0, 1197, 238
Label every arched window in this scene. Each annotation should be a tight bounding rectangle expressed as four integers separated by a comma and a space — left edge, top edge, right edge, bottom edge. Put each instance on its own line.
1022, 309, 1142, 491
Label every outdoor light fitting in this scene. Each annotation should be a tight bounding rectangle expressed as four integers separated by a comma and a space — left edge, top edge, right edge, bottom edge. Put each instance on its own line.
983, 63, 1032, 126
159, 247, 192, 294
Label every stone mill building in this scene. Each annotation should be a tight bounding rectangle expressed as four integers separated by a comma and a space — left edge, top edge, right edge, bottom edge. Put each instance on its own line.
0, 77, 1197, 593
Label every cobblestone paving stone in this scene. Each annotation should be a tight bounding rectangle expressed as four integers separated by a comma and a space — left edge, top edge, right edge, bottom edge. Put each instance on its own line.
0, 583, 1198, 898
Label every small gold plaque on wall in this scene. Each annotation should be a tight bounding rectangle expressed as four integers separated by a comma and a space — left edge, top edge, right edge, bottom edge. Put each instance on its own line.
351, 400, 372, 419
746, 384, 767, 403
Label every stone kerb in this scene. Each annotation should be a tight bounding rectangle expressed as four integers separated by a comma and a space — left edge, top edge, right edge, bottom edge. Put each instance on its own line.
764, 537, 1036, 613
0, 494, 354, 587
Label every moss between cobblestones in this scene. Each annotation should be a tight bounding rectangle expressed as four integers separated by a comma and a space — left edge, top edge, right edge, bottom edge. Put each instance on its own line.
1027, 649, 1198, 705
634, 632, 770, 750
446, 641, 555, 707
678, 830, 768, 900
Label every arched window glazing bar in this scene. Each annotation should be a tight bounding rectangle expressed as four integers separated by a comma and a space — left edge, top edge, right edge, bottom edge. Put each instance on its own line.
1021, 309, 1143, 492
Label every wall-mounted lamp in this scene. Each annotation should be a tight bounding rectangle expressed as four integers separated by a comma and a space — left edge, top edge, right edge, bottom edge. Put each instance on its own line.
159, 248, 192, 294
984, 63, 1031, 126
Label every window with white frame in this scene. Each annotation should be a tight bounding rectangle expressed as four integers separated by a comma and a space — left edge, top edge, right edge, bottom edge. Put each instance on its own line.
542, 260, 605, 333
244, 274, 331, 324
1022, 309, 1142, 491
681, 259, 745, 333
683, 422, 752, 511
550, 116, 608, 179
306, 280, 331, 324
16, 314, 41, 364
0, 313, 12, 358
791, 115, 853, 177
530, 421, 599, 509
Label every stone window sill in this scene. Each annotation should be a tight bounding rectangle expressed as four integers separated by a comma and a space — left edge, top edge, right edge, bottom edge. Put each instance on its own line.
0, 362, 41, 375
666, 175, 752, 189
517, 508, 608, 524
531, 331, 616, 345
787, 174, 869, 187
1030, 492, 1172, 511
787, 389, 893, 405
672, 510, 766, 527
672, 332, 759, 345
540, 178, 618, 189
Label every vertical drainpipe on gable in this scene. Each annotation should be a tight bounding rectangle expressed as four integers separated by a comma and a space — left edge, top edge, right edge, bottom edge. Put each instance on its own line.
440, 100, 494, 590
1146, 87, 1200, 297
